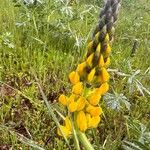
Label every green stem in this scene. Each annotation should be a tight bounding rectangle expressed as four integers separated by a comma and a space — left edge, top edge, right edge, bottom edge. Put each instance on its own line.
77, 131, 95, 150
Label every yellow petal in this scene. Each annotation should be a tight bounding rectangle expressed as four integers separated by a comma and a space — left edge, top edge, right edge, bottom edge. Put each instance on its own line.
58, 94, 68, 106
86, 105, 103, 117
104, 44, 111, 58
68, 101, 77, 112
98, 55, 105, 67
57, 125, 71, 137
104, 57, 110, 68
87, 41, 93, 51
95, 31, 100, 43
87, 68, 96, 82
104, 33, 109, 43
76, 111, 87, 132
86, 53, 94, 67
68, 94, 76, 104
88, 92, 101, 106
86, 113, 92, 128
76, 96, 86, 111
100, 67, 110, 83
77, 62, 86, 76
96, 43, 101, 53
65, 117, 72, 131
69, 71, 80, 85
89, 116, 101, 128
96, 82, 109, 95
72, 82, 83, 95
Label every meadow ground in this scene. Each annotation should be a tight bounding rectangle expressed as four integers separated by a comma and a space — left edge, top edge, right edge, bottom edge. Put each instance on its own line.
0, 0, 150, 149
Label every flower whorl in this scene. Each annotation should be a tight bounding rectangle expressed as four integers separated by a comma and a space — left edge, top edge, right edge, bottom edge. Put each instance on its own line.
58, 0, 121, 137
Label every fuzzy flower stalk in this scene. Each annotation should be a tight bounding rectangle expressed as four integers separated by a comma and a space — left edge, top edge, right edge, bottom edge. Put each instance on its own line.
57, 0, 121, 149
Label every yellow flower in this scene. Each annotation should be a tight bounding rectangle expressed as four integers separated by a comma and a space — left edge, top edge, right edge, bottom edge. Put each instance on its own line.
89, 116, 101, 128
86, 53, 94, 67
96, 43, 101, 53
76, 111, 87, 132
87, 68, 96, 82
86, 105, 102, 116
65, 117, 72, 131
68, 94, 76, 104
95, 31, 100, 43
76, 96, 86, 111
86, 113, 92, 128
69, 71, 80, 85
98, 55, 105, 67
104, 57, 110, 68
72, 82, 83, 95
96, 82, 109, 95
88, 92, 101, 106
104, 33, 109, 43
87, 41, 93, 51
59, 94, 68, 106
77, 62, 86, 76
104, 44, 111, 58
68, 101, 77, 112
57, 125, 71, 137
99, 67, 110, 83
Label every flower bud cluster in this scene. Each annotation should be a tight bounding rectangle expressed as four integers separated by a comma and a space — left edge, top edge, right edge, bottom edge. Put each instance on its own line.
57, 32, 111, 137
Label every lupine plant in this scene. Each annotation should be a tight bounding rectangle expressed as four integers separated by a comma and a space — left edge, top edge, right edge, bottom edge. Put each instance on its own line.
57, 0, 121, 149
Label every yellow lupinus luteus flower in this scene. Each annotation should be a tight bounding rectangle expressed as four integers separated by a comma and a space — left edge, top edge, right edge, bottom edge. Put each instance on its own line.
76, 96, 86, 111
77, 62, 86, 76
59, 94, 68, 106
104, 43, 111, 58
96, 82, 109, 95
88, 92, 101, 106
99, 55, 105, 67
98, 67, 110, 83
68, 101, 78, 112
86, 53, 94, 67
76, 111, 87, 132
69, 71, 80, 85
57, 125, 71, 137
86, 105, 103, 116
87, 68, 96, 82
72, 82, 83, 95
104, 57, 110, 68
104, 33, 109, 43
89, 116, 101, 128
65, 117, 72, 131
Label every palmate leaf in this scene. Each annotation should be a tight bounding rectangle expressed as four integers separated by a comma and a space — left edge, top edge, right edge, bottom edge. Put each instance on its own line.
104, 93, 131, 111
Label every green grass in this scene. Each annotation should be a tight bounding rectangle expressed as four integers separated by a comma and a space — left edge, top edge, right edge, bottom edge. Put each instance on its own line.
0, 0, 150, 149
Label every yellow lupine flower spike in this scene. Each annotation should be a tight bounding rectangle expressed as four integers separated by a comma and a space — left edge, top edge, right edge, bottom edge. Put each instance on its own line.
72, 82, 83, 95
59, 94, 68, 106
87, 68, 96, 82
76, 111, 87, 132
69, 71, 80, 85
